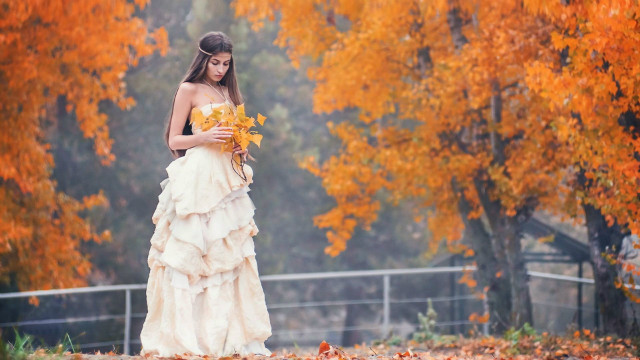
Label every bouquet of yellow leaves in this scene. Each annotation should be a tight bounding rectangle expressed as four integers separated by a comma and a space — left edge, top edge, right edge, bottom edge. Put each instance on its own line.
190, 103, 266, 153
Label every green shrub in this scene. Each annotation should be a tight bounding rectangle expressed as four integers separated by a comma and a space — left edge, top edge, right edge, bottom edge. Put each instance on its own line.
503, 323, 538, 343
412, 298, 438, 343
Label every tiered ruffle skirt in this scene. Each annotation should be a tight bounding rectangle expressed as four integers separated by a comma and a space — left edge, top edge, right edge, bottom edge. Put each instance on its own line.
140, 145, 271, 357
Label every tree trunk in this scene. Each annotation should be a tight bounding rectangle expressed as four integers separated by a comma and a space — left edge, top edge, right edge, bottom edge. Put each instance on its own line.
455, 181, 511, 333
340, 274, 367, 345
487, 79, 533, 328
447, 2, 533, 329
474, 176, 534, 328
489, 214, 533, 328
342, 300, 364, 346
501, 218, 533, 328
583, 203, 628, 336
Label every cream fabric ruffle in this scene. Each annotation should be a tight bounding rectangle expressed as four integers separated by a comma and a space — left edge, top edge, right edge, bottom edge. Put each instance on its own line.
140, 133, 271, 357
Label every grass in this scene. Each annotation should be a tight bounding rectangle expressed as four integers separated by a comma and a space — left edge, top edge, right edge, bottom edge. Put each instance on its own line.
1, 329, 77, 360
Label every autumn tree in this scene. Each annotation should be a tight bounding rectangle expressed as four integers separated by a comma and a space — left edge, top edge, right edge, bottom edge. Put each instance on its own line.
524, 0, 640, 336
0, 0, 167, 293
234, 0, 574, 331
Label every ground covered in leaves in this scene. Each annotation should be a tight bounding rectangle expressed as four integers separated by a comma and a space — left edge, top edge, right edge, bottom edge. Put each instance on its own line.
23, 332, 639, 360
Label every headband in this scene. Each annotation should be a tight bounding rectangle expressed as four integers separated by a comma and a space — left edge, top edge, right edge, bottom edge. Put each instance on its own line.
198, 46, 213, 56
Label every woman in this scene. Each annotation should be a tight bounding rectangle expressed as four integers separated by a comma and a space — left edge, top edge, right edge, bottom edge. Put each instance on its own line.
140, 31, 272, 357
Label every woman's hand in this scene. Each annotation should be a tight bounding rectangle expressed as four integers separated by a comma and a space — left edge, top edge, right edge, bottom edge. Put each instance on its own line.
199, 124, 233, 144
233, 144, 249, 161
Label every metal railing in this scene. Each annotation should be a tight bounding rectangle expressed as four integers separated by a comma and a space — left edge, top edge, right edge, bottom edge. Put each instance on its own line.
0, 266, 610, 355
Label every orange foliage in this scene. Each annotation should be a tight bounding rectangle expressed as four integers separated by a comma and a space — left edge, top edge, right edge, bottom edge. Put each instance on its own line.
468, 311, 490, 324
234, 0, 566, 257
0, 0, 167, 293
234, 0, 640, 299
458, 270, 478, 289
524, 0, 640, 294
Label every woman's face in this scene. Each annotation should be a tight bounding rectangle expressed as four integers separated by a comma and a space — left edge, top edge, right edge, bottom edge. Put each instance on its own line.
206, 52, 232, 83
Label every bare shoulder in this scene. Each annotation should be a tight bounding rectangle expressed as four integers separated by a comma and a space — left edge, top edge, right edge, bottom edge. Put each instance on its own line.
175, 82, 201, 107
173, 82, 202, 112
178, 82, 200, 94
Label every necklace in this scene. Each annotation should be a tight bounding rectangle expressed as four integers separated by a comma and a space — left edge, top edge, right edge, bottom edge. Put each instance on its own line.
203, 79, 228, 104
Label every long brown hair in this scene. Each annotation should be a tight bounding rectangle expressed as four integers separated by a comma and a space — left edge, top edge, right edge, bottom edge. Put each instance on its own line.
165, 31, 244, 157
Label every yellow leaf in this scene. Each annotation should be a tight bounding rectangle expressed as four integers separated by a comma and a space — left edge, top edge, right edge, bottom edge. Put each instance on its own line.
257, 113, 266, 126
240, 136, 251, 150
210, 108, 223, 121
222, 111, 235, 124
237, 103, 246, 120
251, 133, 263, 148
190, 107, 205, 126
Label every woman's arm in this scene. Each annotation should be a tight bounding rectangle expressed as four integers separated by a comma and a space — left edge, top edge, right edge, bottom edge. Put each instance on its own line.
167, 83, 232, 151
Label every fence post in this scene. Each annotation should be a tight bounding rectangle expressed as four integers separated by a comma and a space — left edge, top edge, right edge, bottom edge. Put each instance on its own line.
577, 261, 583, 328
482, 287, 489, 336
382, 275, 390, 338
449, 257, 456, 334
124, 289, 131, 355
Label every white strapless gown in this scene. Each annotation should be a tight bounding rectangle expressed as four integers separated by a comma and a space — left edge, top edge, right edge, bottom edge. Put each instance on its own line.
140, 103, 271, 357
